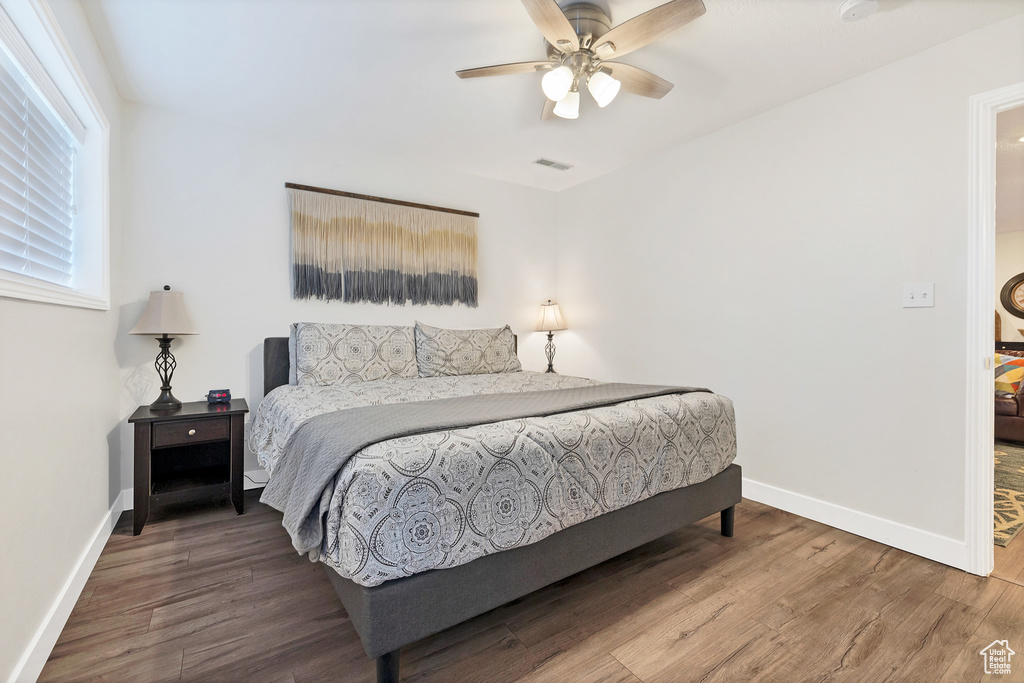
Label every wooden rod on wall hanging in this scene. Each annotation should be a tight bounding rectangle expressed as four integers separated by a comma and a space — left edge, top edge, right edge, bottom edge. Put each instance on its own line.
284, 182, 480, 218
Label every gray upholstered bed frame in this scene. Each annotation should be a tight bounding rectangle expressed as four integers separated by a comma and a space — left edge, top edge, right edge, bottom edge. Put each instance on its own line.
263, 337, 741, 683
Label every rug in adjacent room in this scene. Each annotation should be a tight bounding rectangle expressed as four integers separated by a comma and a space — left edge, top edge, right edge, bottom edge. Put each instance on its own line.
994, 441, 1024, 547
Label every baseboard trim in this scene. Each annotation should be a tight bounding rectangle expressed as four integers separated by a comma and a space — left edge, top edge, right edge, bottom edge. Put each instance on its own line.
119, 469, 269, 511
8, 490, 128, 683
742, 477, 970, 572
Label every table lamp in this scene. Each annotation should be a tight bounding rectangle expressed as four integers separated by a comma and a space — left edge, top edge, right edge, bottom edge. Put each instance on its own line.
130, 285, 197, 410
536, 299, 567, 373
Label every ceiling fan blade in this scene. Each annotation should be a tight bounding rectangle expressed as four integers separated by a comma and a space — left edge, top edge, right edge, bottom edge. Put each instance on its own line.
521, 0, 579, 54
594, 0, 705, 60
541, 98, 556, 120
602, 62, 674, 99
456, 61, 554, 79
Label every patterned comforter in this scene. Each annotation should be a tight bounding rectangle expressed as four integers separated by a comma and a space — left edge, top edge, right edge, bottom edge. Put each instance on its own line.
249, 371, 737, 587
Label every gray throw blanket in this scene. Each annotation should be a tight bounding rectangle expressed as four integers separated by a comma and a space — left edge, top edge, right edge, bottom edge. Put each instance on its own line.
261, 382, 709, 556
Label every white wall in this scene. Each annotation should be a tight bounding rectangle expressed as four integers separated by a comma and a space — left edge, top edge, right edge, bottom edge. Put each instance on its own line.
118, 103, 560, 480
7, 7, 1021, 677
555, 15, 1024, 555
997, 231, 1024, 342
0, 1, 121, 680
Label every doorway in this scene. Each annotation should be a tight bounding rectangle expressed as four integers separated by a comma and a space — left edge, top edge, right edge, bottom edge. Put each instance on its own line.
968, 82, 1024, 576
992, 103, 1024, 579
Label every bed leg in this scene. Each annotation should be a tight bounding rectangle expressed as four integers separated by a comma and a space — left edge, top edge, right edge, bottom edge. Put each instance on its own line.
376, 650, 400, 683
721, 505, 735, 537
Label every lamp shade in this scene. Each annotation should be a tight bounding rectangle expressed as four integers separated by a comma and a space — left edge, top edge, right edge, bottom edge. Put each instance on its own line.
537, 300, 567, 332
553, 90, 580, 119
129, 287, 198, 336
541, 65, 573, 102
587, 71, 621, 108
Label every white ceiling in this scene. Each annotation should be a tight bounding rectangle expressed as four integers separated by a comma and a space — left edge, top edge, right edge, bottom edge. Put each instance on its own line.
81, 0, 1024, 191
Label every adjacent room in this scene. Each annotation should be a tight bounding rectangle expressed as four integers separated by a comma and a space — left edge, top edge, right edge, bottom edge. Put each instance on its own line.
992, 103, 1024, 594
2, 0, 1024, 681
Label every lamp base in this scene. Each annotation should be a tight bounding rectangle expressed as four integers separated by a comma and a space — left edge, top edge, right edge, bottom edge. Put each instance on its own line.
149, 388, 182, 411
149, 335, 181, 410
545, 331, 557, 374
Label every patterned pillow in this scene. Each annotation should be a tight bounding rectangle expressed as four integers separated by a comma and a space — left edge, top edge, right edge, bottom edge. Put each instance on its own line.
995, 353, 1024, 397
415, 322, 521, 377
294, 323, 418, 386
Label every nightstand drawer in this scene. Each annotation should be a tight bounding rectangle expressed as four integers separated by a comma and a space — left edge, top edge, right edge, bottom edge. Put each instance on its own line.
152, 417, 230, 448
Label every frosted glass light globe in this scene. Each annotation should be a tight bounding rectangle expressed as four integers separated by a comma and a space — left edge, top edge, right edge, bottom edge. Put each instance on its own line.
542, 66, 573, 102
587, 71, 621, 107
553, 90, 580, 119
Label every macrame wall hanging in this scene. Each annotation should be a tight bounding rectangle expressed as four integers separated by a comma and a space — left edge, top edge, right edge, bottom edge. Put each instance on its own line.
287, 183, 479, 307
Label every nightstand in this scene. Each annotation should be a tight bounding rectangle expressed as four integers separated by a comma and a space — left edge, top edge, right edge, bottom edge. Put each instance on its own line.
129, 399, 249, 535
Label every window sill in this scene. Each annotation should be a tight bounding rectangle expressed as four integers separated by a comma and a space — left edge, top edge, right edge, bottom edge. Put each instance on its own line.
0, 271, 109, 310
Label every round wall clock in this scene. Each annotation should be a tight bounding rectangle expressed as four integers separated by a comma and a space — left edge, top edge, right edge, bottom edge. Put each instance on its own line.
1001, 272, 1024, 319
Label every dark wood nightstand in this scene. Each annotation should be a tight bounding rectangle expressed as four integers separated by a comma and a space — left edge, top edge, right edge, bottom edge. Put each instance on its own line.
129, 399, 249, 535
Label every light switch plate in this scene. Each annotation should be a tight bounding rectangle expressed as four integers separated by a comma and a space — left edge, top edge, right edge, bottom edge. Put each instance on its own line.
903, 283, 934, 308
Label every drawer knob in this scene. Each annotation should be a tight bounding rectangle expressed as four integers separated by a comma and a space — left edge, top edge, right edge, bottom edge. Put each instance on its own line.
188, 429, 196, 436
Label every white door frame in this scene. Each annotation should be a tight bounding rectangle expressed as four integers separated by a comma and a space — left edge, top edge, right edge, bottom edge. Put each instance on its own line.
966, 82, 1024, 576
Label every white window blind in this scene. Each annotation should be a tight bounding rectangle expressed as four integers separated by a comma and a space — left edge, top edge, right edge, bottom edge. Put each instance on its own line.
0, 44, 75, 287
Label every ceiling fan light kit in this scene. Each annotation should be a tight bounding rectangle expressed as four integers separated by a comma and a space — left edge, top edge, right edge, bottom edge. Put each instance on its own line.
456, 0, 707, 120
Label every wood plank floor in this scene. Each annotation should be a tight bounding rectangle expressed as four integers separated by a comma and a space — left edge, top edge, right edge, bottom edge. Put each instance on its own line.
994, 524, 1024, 585
41, 491, 1024, 682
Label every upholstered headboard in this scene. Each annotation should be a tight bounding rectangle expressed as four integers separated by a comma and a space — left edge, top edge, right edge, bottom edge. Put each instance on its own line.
264, 337, 290, 396
263, 332, 519, 396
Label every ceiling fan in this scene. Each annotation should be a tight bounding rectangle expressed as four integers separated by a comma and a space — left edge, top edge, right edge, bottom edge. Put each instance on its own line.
456, 0, 706, 120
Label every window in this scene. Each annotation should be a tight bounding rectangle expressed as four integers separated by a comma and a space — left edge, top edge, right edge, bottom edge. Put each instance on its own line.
0, 45, 77, 288
0, 1, 109, 309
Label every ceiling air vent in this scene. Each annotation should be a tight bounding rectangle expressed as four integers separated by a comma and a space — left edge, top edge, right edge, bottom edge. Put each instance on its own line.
534, 158, 573, 171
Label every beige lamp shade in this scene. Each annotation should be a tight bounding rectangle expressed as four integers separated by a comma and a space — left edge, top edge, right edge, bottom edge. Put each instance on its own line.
537, 300, 567, 332
129, 287, 198, 336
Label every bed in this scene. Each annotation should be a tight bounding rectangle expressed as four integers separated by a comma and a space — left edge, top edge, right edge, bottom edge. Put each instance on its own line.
253, 324, 741, 682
